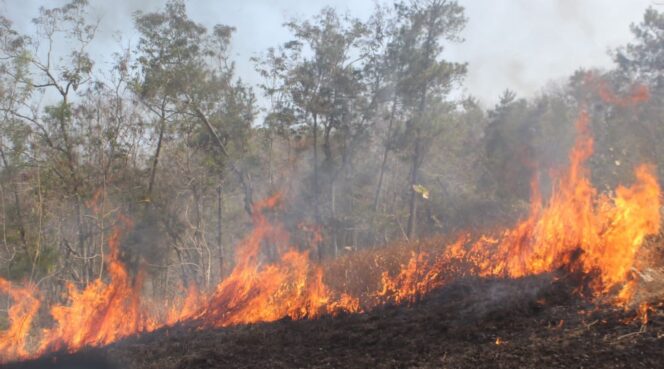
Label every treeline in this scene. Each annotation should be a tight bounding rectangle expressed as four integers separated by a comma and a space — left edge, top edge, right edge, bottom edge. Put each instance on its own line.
0, 0, 662, 302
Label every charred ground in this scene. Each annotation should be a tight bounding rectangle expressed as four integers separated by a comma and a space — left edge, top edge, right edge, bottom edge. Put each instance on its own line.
5, 274, 663, 369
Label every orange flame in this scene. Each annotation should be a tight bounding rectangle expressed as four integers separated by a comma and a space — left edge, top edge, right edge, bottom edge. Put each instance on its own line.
36, 215, 153, 353
0, 279, 39, 362
378, 108, 660, 304
598, 81, 650, 108
199, 193, 360, 327
585, 72, 650, 108
0, 81, 660, 364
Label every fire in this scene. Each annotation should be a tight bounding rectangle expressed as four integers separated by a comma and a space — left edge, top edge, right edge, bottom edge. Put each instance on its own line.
36, 215, 152, 354
165, 284, 205, 325
0, 82, 660, 364
597, 81, 650, 108
0, 279, 39, 362
378, 106, 661, 304
623, 302, 651, 325
586, 73, 650, 108
637, 303, 650, 325
0, 194, 361, 363
199, 193, 360, 327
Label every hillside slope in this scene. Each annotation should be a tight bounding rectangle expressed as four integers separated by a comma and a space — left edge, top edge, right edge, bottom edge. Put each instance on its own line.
5, 275, 663, 369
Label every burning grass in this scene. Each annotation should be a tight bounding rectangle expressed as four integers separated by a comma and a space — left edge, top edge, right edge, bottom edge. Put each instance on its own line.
6, 273, 664, 369
1, 84, 664, 365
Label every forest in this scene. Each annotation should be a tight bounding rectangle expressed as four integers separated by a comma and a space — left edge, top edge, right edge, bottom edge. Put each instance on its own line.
0, 1, 663, 367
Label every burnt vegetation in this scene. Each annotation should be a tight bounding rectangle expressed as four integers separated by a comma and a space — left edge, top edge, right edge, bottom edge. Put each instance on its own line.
6, 273, 664, 369
1, 0, 664, 368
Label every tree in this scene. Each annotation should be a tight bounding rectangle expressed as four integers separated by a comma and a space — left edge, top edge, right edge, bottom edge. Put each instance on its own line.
390, 0, 467, 239
614, 7, 664, 89
0, 0, 103, 285
133, 0, 256, 285
256, 8, 370, 257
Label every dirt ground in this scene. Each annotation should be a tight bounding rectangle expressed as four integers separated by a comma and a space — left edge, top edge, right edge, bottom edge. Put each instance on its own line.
5, 275, 664, 369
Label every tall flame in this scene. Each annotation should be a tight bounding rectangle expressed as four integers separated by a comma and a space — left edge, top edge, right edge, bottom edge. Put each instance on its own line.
0, 83, 660, 364
0, 279, 39, 362
378, 108, 660, 305
195, 193, 360, 327
36, 215, 153, 353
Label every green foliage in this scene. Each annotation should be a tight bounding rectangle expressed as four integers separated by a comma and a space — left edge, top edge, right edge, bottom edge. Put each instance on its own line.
614, 7, 664, 88
0, 1, 660, 300
3, 245, 58, 282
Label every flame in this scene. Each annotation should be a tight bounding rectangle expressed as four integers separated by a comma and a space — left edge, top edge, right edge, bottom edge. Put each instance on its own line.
585, 72, 650, 108
598, 81, 650, 108
378, 108, 661, 304
623, 302, 651, 325
165, 284, 205, 325
0, 279, 39, 362
638, 303, 650, 325
0, 193, 361, 364
199, 193, 360, 327
0, 81, 661, 363
36, 215, 153, 354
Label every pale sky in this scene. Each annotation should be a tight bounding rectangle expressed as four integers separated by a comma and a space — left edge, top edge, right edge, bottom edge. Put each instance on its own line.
1, 0, 657, 107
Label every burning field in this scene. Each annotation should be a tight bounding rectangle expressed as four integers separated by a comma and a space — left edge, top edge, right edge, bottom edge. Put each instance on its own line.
5, 274, 664, 369
1, 1, 664, 368
2, 82, 664, 367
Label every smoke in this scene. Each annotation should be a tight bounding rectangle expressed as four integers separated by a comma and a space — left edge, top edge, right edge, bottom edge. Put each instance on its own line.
554, 0, 596, 39
0, 1, 660, 361
446, 0, 651, 106
440, 275, 555, 322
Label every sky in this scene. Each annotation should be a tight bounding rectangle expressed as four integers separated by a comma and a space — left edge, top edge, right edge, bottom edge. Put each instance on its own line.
1, 0, 657, 108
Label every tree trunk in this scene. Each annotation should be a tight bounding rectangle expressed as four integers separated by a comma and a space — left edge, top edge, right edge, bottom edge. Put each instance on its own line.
312, 113, 320, 223
406, 130, 422, 240
192, 104, 254, 216
373, 95, 398, 211
0, 144, 27, 250
147, 115, 165, 199
331, 180, 337, 256
217, 184, 224, 278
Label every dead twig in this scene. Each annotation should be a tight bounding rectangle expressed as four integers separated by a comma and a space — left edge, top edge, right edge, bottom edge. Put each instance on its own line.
614, 324, 647, 341
584, 320, 599, 329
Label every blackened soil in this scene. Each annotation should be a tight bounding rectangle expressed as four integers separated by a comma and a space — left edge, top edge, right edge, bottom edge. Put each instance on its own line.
5, 275, 664, 369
